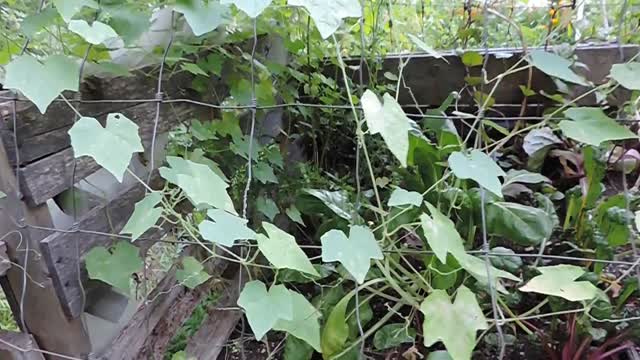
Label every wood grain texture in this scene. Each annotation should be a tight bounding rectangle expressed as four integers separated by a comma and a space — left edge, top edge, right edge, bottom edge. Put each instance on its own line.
0, 331, 46, 360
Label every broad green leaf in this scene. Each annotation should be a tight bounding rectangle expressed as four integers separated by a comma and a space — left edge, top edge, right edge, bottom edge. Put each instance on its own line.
220, 0, 272, 17
520, 265, 602, 302
120, 192, 163, 241
258, 223, 318, 276
502, 169, 550, 186
53, 0, 98, 22
427, 351, 453, 360
485, 202, 553, 246
256, 196, 279, 221
176, 256, 211, 289
214, 112, 243, 141
610, 62, 640, 90
420, 203, 465, 263
523, 127, 562, 155
175, 0, 230, 36
457, 253, 520, 293
85, 241, 143, 292
461, 51, 483, 67
388, 187, 423, 208
286, 205, 305, 225
277, 265, 332, 284
284, 336, 314, 360
321, 293, 353, 359
321, 225, 383, 284
635, 210, 640, 231
489, 247, 523, 274
302, 189, 354, 221
528, 50, 588, 86
420, 286, 487, 360
160, 156, 236, 214
254, 162, 278, 184
68, 20, 118, 44
237, 280, 293, 339
274, 291, 322, 352
68, 114, 143, 182
21, 7, 59, 37
103, 6, 149, 45
448, 150, 505, 197
407, 34, 447, 62
361, 91, 410, 167
289, 0, 361, 39
373, 323, 416, 350
199, 208, 256, 247
4, 55, 80, 113
559, 107, 637, 146
180, 62, 208, 76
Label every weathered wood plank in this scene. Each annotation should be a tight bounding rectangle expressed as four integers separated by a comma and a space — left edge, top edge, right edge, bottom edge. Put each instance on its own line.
18, 100, 204, 206
40, 181, 151, 319
0, 241, 11, 276
0, 331, 46, 360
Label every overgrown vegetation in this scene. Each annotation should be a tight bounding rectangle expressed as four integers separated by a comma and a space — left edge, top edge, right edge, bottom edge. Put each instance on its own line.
1, 0, 640, 359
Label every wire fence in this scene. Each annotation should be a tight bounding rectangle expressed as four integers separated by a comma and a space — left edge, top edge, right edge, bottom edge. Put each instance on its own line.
0, 0, 640, 359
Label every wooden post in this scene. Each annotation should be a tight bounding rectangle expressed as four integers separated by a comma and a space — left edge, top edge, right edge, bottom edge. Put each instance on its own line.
0, 331, 46, 360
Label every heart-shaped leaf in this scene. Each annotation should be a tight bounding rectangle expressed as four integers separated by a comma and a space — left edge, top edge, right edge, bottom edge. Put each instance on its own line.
361, 90, 410, 167
85, 241, 143, 293
559, 107, 637, 146
388, 187, 423, 208
258, 223, 318, 276
288, 0, 361, 39
254, 162, 278, 184
237, 280, 293, 339
273, 291, 322, 352
285, 205, 305, 226
220, 0, 272, 18
256, 196, 279, 221
199, 208, 256, 247
68, 20, 119, 44
4, 55, 80, 113
420, 203, 465, 263
610, 62, 640, 90
121, 192, 163, 241
321, 225, 383, 284
175, 0, 230, 36
21, 7, 58, 37
53, 0, 98, 22
68, 113, 143, 182
176, 256, 211, 289
448, 150, 505, 197
520, 265, 603, 302
528, 50, 588, 86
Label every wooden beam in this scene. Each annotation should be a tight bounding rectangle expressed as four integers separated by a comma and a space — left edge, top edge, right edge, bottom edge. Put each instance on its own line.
0, 331, 45, 360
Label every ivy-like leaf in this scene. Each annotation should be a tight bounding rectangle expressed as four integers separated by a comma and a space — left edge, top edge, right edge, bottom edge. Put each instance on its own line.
256, 196, 279, 221
448, 150, 505, 197
120, 192, 163, 241
85, 241, 143, 293
220, 0, 272, 18
361, 91, 410, 167
21, 7, 58, 37
254, 162, 278, 184
180, 62, 208, 76
68, 20, 119, 44
199, 208, 256, 247
160, 156, 236, 214
559, 107, 637, 146
388, 187, 423, 208
420, 203, 465, 263
53, 0, 98, 22
302, 189, 354, 221
176, 256, 211, 289
258, 223, 318, 276
321, 225, 383, 284
237, 280, 293, 340
610, 62, 640, 90
286, 205, 305, 225
174, 0, 230, 36
520, 264, 602, 302
457, 253, 520, 293
420, 286, 488, 360
528, 50, 588, 86
273, 291, 322, 352
289, 0, 360, 39
68, 114, 143, 182
4, 55, 80, 113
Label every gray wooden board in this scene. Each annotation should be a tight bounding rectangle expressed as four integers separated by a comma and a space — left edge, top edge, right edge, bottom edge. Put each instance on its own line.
0, 331, 46, 360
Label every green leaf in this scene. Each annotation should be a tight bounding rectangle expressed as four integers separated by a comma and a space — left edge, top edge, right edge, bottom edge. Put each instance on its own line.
485, 202, 553, 246
373, 323, 416, 350
274, 291, 322, 352
171, 351, 196, 360
489, 247, 523, 274
103, 7, 149, 45
461, 51, 483, 67
160, 156, 236, 214
528, 50, 588, 86
456, 253, 520, 293
237, 280, 293, 340
610, 62, 640, 90
407, 34, 447, 62
284, 336, 314, 360
212, 113, 242, 141
174, 0, 230, 36
448, 150, 505, 197
53, 0, 98, 22
523, 127, 562, 155
302, 189, 354, 221
286, 205, 305, 225
388, 187, 423, 208
181, 62, 208, 76
21, 7, 59, 37
427, 351, 453, 360
187, 149, 228, 181
502, 169, 550, 187
258, 222, 318, 276
256, 196, 279, 221
321, 225, 383, 284
420, 286, 488, 360
68, 114, 143, 182
0, 191, 5, 199
321, 293, 353, 359
199, 208, 256, 247
519, 85, 536, 97
559, 107, 637, 146
68, 20, 119, 44
85, 241, 143, 293
254, 162, 278, 184
289, 0, 361, 39
176, 256, 211, 289
420, 202, 465, 263
4, 55, 80, 113
361, 90, 410, 167
120, 192, 163, 241
520, 265, 603, 302
220, 0, 272, 17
